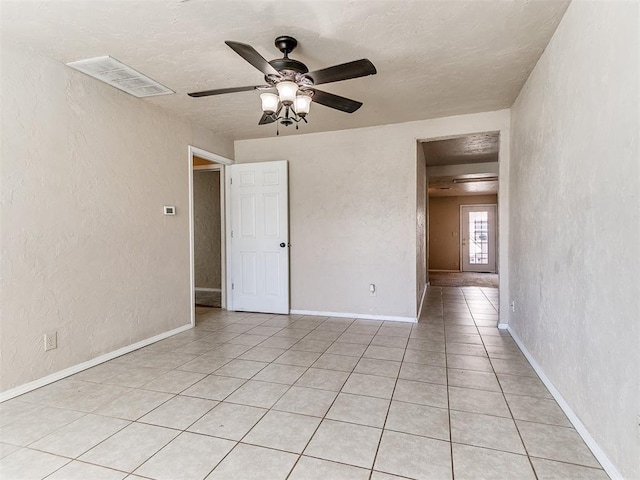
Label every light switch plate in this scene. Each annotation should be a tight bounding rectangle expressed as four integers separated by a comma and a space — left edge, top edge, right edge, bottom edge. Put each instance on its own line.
44, 332, 57, 351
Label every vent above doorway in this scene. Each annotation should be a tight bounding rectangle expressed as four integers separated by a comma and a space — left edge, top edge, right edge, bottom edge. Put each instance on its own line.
66, 56, 174, 98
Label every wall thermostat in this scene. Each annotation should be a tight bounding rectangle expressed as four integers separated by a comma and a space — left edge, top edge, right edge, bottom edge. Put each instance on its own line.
163, 205, 176, 215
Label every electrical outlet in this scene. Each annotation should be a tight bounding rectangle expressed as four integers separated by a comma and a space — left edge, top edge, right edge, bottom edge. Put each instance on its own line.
369, 284, 376, 296
44, 332, 57, 351
511, 300, 516, 313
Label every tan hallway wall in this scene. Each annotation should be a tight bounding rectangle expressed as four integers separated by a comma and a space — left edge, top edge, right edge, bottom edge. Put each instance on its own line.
193, 171, 221, 289
428, 194, 497, 271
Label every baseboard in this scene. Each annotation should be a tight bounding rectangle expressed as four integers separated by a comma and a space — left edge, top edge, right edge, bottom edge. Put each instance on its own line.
506, 326, 622, 480
0, 323, 193, 403
290, 309, 416, 323
417, 284, 428, 320
195, 287, 221, 292
428, 269, 460, 273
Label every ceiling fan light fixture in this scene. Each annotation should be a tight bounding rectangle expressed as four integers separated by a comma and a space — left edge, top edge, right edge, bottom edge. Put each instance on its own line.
294, 93, 312, 116
276, 80, 298, 105
452, 176, 499, 184
260, 92, 279, 114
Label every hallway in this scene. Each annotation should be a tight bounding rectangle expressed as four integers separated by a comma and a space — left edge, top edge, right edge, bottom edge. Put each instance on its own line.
0, 287, 607, 479
428, 272, 499, 288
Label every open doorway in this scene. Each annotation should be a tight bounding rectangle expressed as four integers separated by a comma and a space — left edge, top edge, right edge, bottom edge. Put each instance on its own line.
193, 164, 222, 309
188, 146, 233, 326
423, 132, 500, 289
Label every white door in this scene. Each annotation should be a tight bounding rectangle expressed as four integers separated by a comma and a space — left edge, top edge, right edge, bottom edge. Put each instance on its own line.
461, 205, 497, 273
228, 160, 289, 314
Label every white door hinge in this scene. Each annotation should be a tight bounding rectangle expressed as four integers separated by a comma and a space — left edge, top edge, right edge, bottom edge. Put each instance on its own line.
232, 283, 234, 290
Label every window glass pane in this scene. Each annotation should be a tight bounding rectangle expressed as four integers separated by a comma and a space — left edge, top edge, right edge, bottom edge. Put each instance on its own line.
468, 211, 488, 264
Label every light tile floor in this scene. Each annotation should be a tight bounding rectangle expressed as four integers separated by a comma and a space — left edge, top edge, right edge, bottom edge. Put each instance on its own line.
0, 287, 610, 479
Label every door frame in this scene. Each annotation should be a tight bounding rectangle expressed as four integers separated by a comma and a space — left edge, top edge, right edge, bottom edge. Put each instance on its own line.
418, 123, 510, 327
459, 203, 498, 273
188, 145, 234, 326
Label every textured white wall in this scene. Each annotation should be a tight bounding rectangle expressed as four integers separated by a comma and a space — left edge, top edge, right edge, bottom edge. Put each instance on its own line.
235, 110, 510, 319
0, 44, 233, 392
509, 2, 640, 478
194, 171, 222, 289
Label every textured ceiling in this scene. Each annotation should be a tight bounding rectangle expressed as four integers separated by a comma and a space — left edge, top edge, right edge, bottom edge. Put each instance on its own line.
429, 174, 498, 197
425, 132, 499, 196
423, 132, 500, 166
0, 0, 569, 140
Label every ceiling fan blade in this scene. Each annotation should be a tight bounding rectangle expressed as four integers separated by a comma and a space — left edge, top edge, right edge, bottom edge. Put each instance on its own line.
188, 85, 267, 97
306, 59, 376, 85
225, 41, 280, 76
311, 89, 363, 113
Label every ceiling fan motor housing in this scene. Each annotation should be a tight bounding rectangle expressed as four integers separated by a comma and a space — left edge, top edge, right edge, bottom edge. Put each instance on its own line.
268, 36, 310, 80
268, 58, 309, 74
275, 36, 297, 56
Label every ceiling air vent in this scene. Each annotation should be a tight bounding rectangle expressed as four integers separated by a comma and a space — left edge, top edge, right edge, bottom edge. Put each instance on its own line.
66, 56, 174, 98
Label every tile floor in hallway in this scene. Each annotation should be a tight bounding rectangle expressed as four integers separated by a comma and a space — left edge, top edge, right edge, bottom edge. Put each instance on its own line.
0, 287, 609, 480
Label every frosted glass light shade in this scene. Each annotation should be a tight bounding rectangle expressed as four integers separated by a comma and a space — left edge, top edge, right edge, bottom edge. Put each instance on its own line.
294, 94, 312, 116
260, 93, 279, 114
276, 81, 298, 105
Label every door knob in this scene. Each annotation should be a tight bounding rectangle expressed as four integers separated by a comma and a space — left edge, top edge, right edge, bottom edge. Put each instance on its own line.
280, 242, 286, 248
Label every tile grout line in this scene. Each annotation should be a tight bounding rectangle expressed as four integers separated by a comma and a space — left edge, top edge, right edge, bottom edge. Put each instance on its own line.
199, 300, 584, 476
22, 313, 313, 478
6, 294, 601, 480
15, 311, 382, 468
446, 286, 462, 480
366, 317, 408, 480
284, 318, 382, 479
206, 314, 355, 479
170, 313, 328, 480
18, 393, 157, 476
467, 287, 541, 480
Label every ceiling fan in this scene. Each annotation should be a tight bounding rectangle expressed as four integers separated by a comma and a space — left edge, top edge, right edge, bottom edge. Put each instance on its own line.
188, 36, 377, 130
